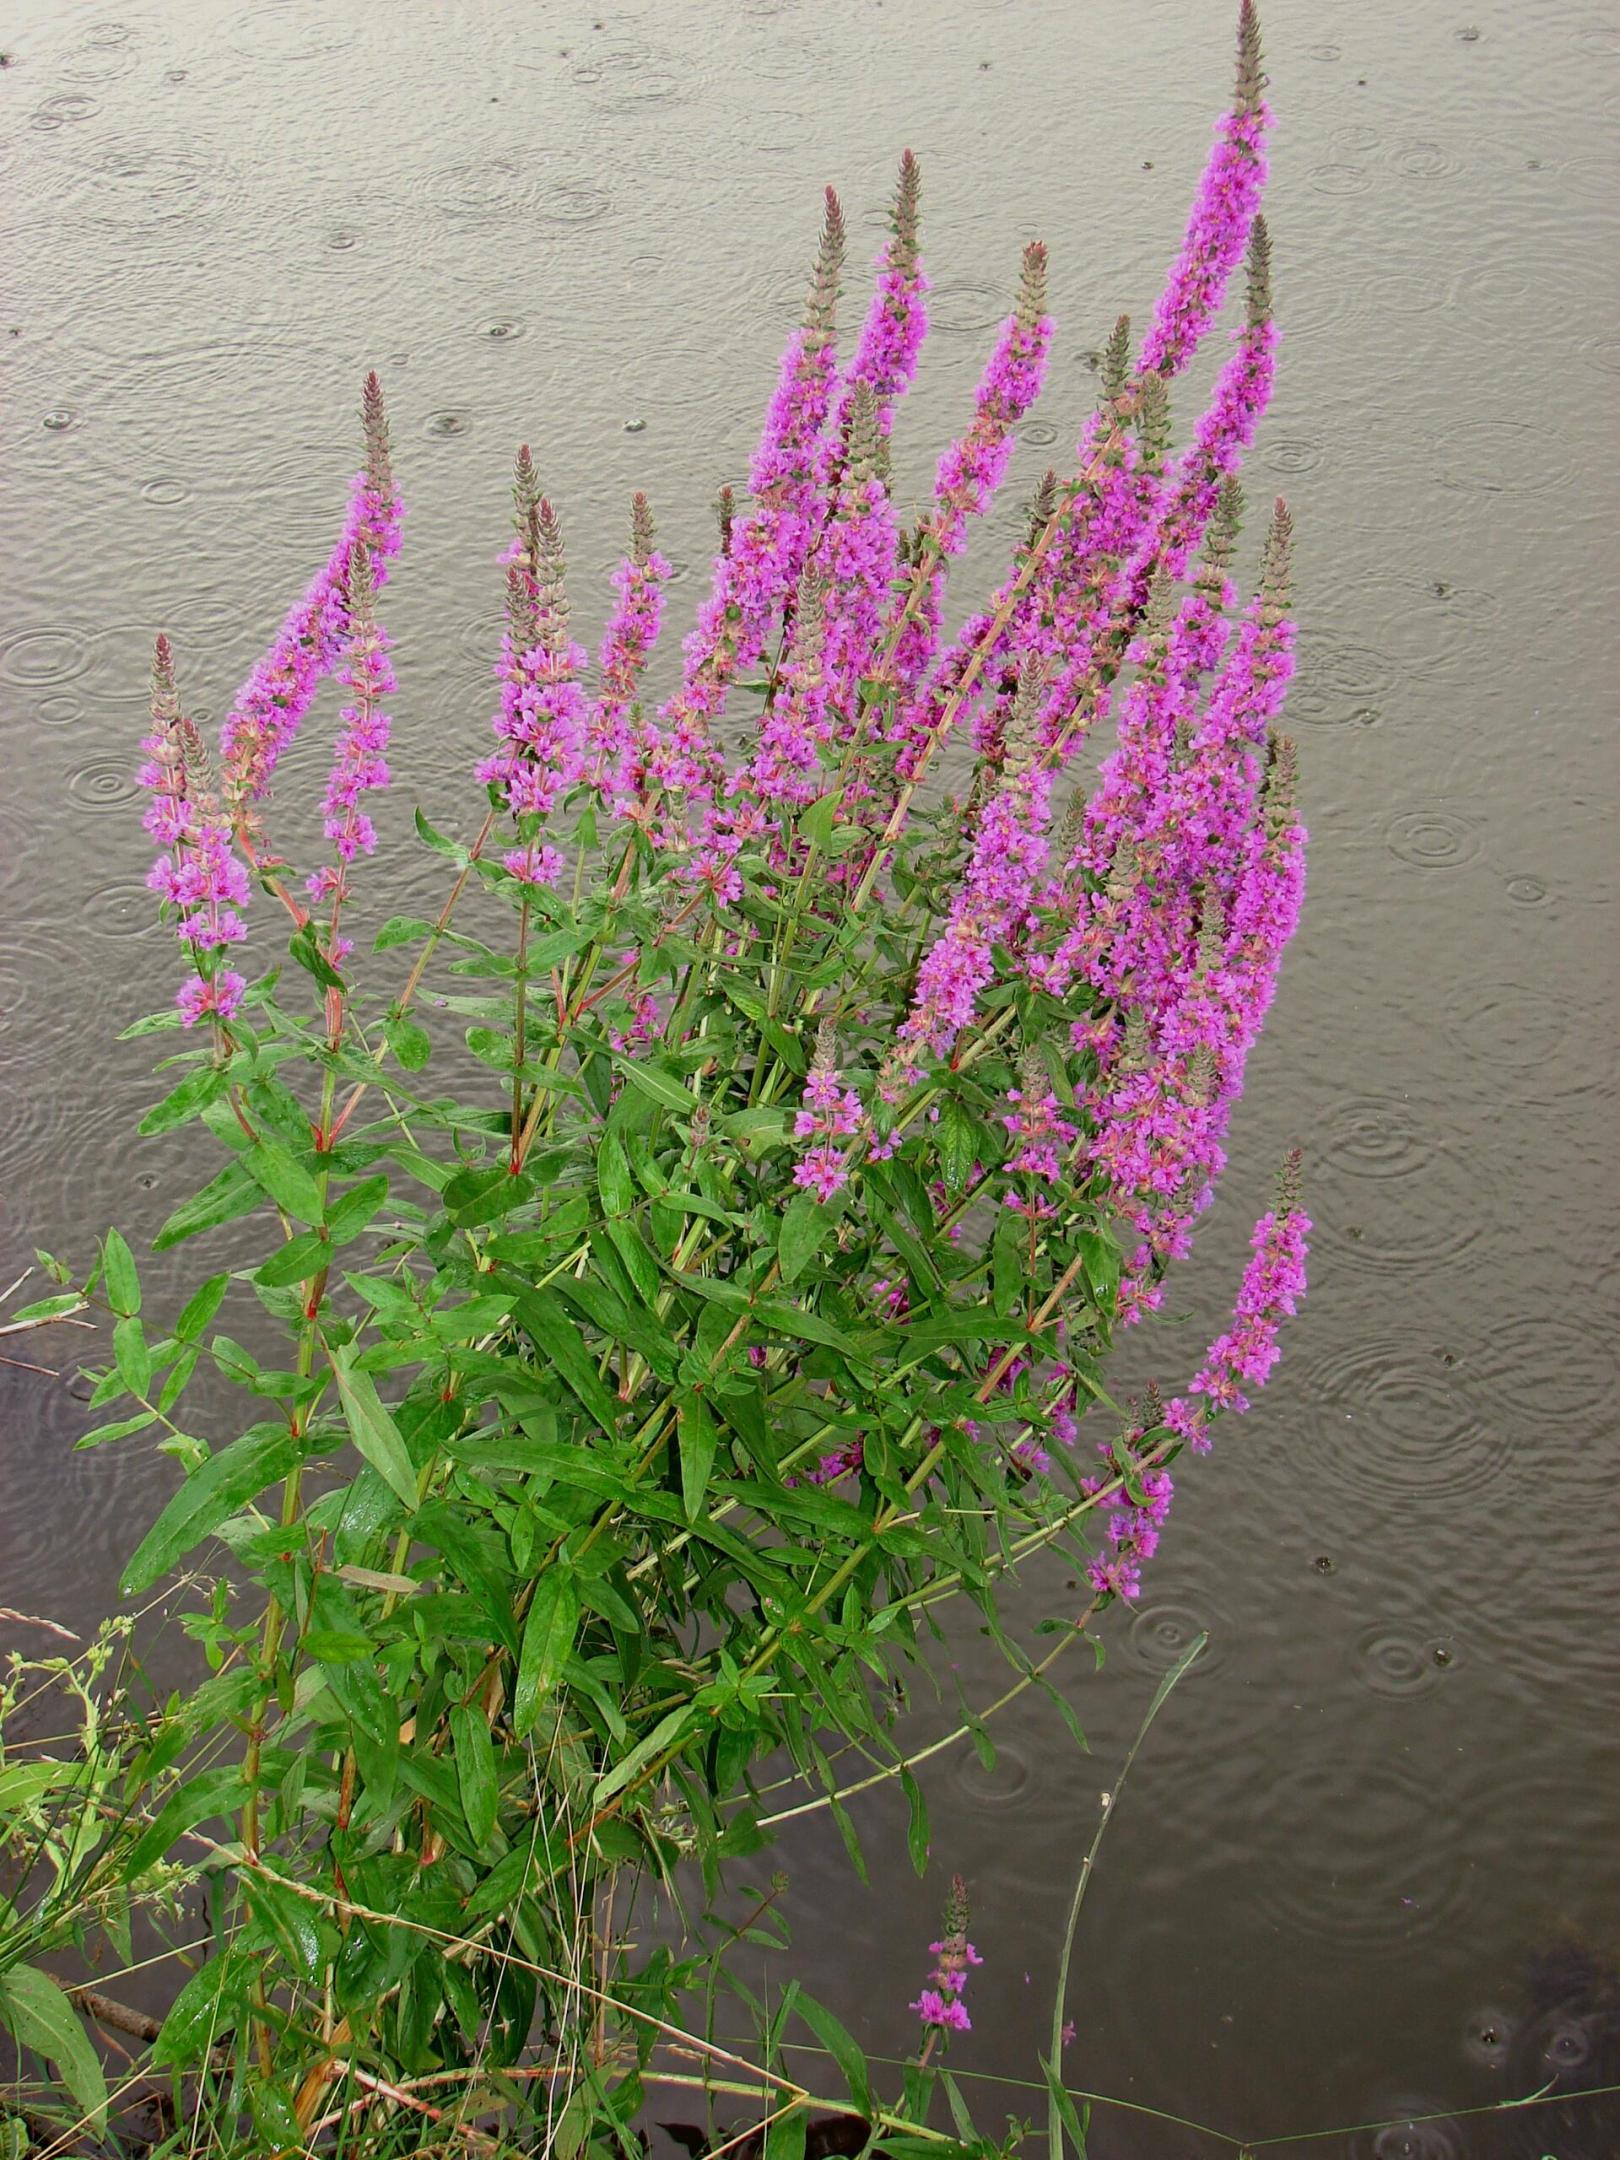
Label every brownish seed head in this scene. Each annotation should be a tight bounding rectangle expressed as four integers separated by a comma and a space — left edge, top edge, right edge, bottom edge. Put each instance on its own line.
805, 186, 846, 342
1236, 0, 1265, 115
1017, 239, 1048, 326
1246, 214, 1272, 329
361, 371, 393, 495
1102, 313, 1132, 401
630, 491, 656, 567
1278, 1143, 1304, 1213
892, 149, 921, 271
1261, 494, 1293, 619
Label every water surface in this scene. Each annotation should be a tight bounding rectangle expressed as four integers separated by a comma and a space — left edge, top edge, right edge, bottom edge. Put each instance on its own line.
3, 1, 1617, 2152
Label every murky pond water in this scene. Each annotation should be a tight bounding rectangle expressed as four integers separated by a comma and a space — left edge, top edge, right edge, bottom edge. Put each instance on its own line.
3, 0, 1617, 2151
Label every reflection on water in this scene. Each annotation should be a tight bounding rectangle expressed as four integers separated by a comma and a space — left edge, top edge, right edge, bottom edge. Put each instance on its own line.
3, 0, 1617, 2148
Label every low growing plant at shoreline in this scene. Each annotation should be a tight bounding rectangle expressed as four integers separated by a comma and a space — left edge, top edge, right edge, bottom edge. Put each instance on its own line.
3, 6, 1311, 2151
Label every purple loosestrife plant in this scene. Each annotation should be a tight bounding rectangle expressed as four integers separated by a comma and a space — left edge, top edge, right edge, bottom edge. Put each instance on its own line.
23, 10, 1324, 2152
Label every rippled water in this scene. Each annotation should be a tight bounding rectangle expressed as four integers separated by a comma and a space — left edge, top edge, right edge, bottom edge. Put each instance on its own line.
2, 1, 1616, 2152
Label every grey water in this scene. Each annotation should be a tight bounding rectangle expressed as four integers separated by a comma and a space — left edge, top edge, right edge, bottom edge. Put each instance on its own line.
2, 0, 1617, 2152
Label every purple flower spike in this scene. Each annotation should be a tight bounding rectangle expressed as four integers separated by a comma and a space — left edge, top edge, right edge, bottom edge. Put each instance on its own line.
140, 633, 251, 1026
1138, 0, 1271, 381
912, 1876, 982, 2036
221, 371, 403, 844
306, 542, 394, 918
839, 148, 929, 432
476, 454, 589, 853
588, 493, 669, 816
651, 191, 846, 814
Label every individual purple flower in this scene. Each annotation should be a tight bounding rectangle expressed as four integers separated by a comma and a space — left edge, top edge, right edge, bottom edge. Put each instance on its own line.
911, 1877, 983, 2035
176, 969, 247, 1029
503, 843, 566, 887
1138, 0, 1271, 380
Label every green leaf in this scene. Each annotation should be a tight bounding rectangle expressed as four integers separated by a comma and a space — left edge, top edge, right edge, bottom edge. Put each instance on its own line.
375, 915, 437, 951
937, 1099, 979, 1193
512, 1567, 579, 1738
325, 1173, 390, 1245
794, 1993, 872, 2118
125, 1765, 244, 1877
153, 1162, 262, 1250
174, 1273, 229, 1343
112, 1314, 152, 1398
778, 1189, 833, 1285
74, 1411, 156, 1449
138, 1062, 229, 1137
992, 1210, 1024, 1319
596, 1129, 635, 1217
243, 1142, 324, 1226
0, 1965, 108, 2133
764, 2104, 807, 2160
610, 1055, 694, 1113
901, 1766, 930, 1876
754, 1300, 864, 1357
799, 789, 841, 852
591, 1703, 697, 1807
101, 1227, 140, 1317
151, 1950, 242, 2069
9, 1292, 86, 1324
121, 1424, 299, 1595
512, 1288, 624, 1439
385, 1014, 432, 1070
253, 1229, 328, 1288
451, 1701, 499, 1845
677, 1394, 718, 1524
327, 1342, 419, 1510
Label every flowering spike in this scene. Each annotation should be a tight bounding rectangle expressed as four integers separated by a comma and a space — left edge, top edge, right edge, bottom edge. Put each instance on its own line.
512, 442, 542, 529
587, 496, 670, 810
219, 375, 405, 829
306, 537, 395, 945
714, 483, 735, 558
1138, 2, 1272, 379
911, 1876, 982, 2034
140, 633, 249, 1025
